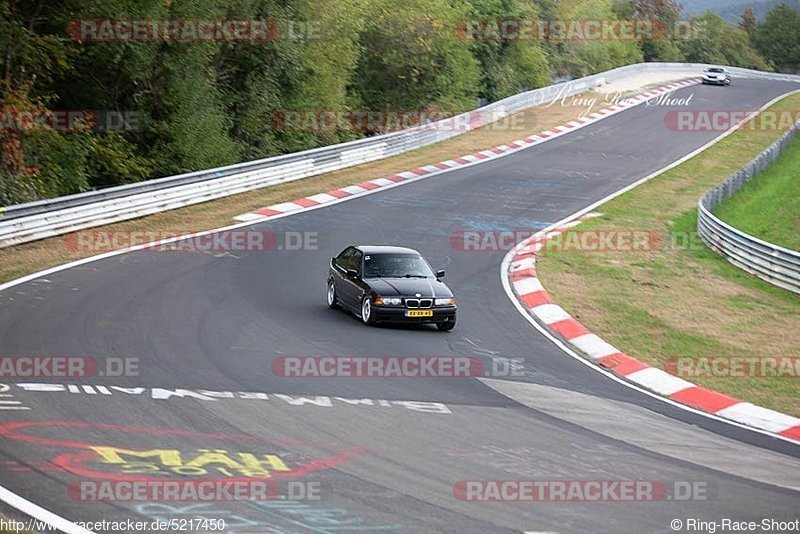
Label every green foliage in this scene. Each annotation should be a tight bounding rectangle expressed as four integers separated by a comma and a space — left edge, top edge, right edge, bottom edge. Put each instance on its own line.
626, 0, 686, 62
679, 12, 769, 70
86, 134, 152, 189
718, 25, 771, 70
352, 0, 480, 113
640, 38, 684, 62
464, 0, 550, 100
277, 0, 366, 149
0, 0, 789, 205
752, 4, 800, 72
19, 131, 94, 199
552, 0, 643, 77
152, 44, 241, 174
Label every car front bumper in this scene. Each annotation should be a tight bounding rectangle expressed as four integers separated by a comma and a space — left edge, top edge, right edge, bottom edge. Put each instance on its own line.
372, 305, 457, 324
702, 77, 727, 85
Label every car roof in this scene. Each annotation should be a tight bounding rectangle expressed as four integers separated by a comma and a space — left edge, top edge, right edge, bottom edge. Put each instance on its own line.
354, 245, 421, 255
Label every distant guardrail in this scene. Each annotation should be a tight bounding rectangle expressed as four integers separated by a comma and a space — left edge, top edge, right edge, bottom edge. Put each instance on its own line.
697, 116, 800, 294
2, 62, 798, 249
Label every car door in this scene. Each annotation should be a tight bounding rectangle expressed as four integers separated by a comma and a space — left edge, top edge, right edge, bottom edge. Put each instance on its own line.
339, 249, 364, 309
332, 247, 355, 309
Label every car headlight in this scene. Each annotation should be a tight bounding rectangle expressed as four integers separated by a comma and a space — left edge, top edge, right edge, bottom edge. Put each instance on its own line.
435, 297, 455, 306
379, 297, 402, 306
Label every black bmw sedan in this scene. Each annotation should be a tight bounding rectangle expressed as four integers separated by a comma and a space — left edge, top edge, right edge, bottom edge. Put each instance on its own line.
327, 245, 457, 330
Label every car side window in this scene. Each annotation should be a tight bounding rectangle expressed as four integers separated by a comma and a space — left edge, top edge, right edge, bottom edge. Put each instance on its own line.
352, 250, 364, 275
335, 248, 354, 270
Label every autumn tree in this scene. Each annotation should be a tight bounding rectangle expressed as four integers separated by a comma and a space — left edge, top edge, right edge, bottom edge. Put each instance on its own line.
739, 6, 757, 35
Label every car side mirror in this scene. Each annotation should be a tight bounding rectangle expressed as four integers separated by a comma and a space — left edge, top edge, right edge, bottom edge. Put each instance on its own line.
436, 270, 445, 279
346, 268, 359, 278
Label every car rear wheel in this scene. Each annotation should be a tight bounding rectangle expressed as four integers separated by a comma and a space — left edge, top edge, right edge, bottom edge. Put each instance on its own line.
437, 317, 456, 331
327, 279, 340, 309
361, 297, 376, 325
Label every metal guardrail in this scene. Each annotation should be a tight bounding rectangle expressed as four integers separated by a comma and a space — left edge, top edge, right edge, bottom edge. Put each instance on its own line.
697, 118, 800, 294
1, 62, 798, 249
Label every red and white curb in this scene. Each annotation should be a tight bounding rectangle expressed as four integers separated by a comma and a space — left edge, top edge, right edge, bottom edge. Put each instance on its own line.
235, 79, 700, 222
506, 215, 800, 443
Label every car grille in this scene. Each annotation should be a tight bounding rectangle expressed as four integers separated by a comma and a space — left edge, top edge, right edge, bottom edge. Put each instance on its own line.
405, 298, 433, 308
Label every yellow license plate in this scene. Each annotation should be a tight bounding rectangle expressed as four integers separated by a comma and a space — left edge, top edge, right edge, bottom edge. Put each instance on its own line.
406, 310, 433, 317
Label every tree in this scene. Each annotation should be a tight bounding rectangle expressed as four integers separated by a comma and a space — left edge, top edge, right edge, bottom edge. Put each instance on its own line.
0, 0, 98, 202
739, 7, 757, 35
352, 0, 480, 114
553, 0, 643, 77
463, 0, 550, 101
632, 0, 681, 26
628, 0, 684, 61
680, 12, 769, 71
752, 4, 800, 72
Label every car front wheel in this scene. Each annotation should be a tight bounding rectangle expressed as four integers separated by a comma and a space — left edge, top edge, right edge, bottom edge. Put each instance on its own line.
327, 279, 340, 309
361, 297, 376, 325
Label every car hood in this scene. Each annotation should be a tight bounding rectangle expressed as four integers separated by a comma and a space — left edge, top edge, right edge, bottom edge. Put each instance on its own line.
366, 277, 453, 298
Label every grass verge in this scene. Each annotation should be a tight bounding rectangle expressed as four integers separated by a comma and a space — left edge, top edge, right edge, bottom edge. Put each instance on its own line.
537, 92, 800, 417
713, 134, 800, 251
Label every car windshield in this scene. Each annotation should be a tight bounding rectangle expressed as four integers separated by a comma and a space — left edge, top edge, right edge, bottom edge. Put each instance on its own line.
363, 253, 436, 278
708, 68, 725, 73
